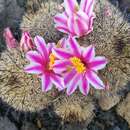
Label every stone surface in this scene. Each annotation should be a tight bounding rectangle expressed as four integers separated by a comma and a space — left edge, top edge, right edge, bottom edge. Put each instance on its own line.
0, 117, 18, 130
113, 126, 121, 130
41, 128, 47, 130
61, 124, 87, 130
119, 0, 130, 9
0, 0, 5, 30
116, 93, 130, 127
21, 122, 39, 130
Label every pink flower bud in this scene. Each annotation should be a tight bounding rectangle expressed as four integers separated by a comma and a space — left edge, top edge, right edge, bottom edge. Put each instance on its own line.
20, 31, 34, 52
3, 27, 18, 49
54, 0, 95, 37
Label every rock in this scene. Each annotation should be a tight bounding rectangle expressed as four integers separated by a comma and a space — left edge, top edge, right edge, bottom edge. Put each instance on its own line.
0, 0, 5, 13
116, 93, 130, 127
0, 117, 18, 130
113, 126, 121, 130
21, 122, 39, 130
119, 0, 130, 10
61, 124, 87, 130
5, 0, 24, 27
98, 93, 120, 111
41, 128, 47, 130
0, 0, 5, 29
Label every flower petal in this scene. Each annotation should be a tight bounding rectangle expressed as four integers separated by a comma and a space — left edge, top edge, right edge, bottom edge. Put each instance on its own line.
52, 48, 73, 59
79, 76, 90, 95
53, 60, 71, 74
68, 37, 81, 57
41, 74, 52, 92
86, 71, 105, 89
26, 51, 44, 64
47, 42, 55, 54
76, 11, 89, 36
67, 11, 90, 37
86, 14, 95, 34
83, 45, 95, 62
24, 63, 43, 74
88, 56, 108, 71
58, 37, 67, 48
34, 36, 48, 61
54, 13, 67, 26
50, 74, 65, 91
64, 0, 78, 15
67, 16, 76, 36
55, 25, 70, 34
80, 0, 94, 16
54, 12, 69, 34
67, 74, 80, 95
64, 69, 77, 85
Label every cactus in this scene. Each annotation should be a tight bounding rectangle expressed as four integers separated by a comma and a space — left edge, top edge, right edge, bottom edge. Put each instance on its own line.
20, 0, 63, 43
79, 0, 130, 111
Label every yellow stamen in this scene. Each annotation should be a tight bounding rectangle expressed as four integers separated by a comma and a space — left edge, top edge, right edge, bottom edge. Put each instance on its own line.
49, 53, 55, 70
75, 3, 79, 12
70, 57, 86, 73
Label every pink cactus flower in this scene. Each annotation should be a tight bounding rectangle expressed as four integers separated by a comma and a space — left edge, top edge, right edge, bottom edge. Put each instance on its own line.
3, 27, 18, 49
20, 31, 34, 52
53, 37, 108, 95
24, 36, 65, 92
54, 0, 95, 37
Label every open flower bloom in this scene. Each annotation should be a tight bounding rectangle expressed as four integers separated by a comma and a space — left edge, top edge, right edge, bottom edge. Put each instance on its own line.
54, 0, 95, 37
53, 37, 108, 95
24, 36, 65, 92
20, 31, 35, 52
3, 27, 18, 49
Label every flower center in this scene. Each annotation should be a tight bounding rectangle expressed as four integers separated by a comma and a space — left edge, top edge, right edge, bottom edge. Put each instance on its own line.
49, 53, 55, 70
74, 3, 79, 12
70, 57, 86, 73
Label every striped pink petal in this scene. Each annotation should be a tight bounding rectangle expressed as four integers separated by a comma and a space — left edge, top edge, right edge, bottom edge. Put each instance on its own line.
53, 60, 71, 74
59, 37, 67, 48
83, 45, 95, 62
24, 63, 43, 74
67, 16, 76, 35
34, 36, 48, 61
50, 74, 65, 91
64, 0, 78, 15
54, 12, 69, 34
76, 11, 89, 36
64, 69, 77, 85
68, 36, 81, 57
86, 14, 95, 35
88, 56, 108, 71
80, 0, 94, 16
54, 13, 67, 26
47, 42, 55, 54
41, 74, 52, 92
67, 11, 89, 37
79, 76, 90, 95
67, 74, 80, 95
52, 48, 73, 59
86, 71, 105, 89
55, 25, 70, 34
26, 51, 44, 64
